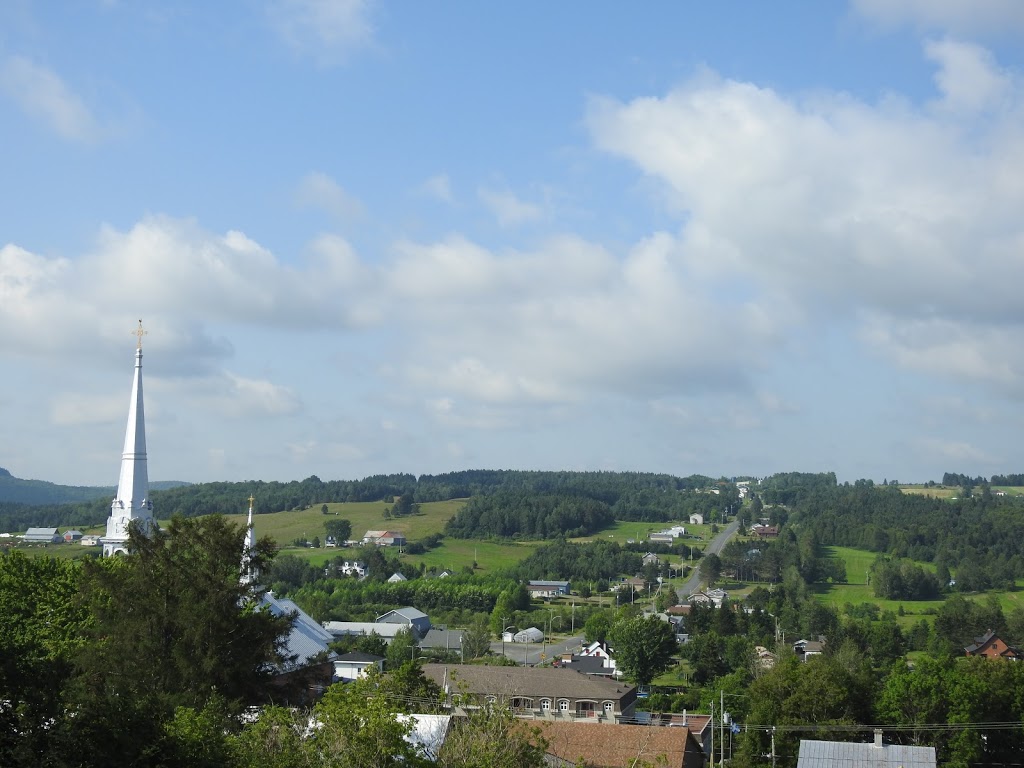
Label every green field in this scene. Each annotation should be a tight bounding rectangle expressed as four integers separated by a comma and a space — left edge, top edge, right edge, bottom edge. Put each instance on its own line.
574, 519, 714, 547
815, 545, 1024, 626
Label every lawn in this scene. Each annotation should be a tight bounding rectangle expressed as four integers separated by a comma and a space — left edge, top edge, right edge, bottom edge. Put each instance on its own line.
573, 519, 715, 547
898, 485, 962, 499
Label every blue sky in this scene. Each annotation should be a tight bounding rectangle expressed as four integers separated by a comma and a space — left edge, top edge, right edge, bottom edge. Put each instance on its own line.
3, 1, 1024, 486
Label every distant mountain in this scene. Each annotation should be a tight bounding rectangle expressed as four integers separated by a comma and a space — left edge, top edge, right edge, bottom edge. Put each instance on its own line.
0, 467, 188, 505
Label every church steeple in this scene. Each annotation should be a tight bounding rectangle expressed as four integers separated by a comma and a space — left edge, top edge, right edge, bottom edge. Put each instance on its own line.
240, 495, 258, 586
102, 320, 156, 557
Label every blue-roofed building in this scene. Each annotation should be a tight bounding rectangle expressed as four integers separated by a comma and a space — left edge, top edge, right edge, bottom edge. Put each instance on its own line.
261, 591, 336, 671
797, 732, 936, 768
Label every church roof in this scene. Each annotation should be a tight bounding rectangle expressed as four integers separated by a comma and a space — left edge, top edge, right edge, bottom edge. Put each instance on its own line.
262, 592, 335, 670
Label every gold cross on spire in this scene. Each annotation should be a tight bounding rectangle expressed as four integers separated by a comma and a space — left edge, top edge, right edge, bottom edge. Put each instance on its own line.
133, 319, 147, 350
248, 495, 256, 508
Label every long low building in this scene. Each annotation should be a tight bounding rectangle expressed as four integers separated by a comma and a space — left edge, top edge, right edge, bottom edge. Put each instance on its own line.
322, 621, 408, 642
422, 663, 636, 723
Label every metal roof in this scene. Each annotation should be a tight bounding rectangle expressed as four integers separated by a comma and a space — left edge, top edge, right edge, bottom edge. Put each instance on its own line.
797, 739, 936, 768
261, 592, 336, 670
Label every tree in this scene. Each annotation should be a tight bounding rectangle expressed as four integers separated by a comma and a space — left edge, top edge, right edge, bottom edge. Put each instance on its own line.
608, 616, 678, 687
437, 701, 547, 768
0, 551, 87, 765
386, 627, 419, 669
490, 588, 518, 636
462, 616, 493, 660
325, 518, 352, 543
584, 611, 613, 644
701, 552, 722, 585
308, 674, 430, 768
71, 515, 289, 712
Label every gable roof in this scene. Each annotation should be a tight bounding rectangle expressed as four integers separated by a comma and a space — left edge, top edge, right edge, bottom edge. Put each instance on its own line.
537, 721, 702, 768
422, 663, 634, 701
335, 651, 384, 663
797, 738, 936, 767
377, 606, 429, 622
261, 592, 335, 670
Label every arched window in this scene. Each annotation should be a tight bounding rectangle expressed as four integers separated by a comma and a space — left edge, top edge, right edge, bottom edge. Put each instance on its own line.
540, 699, 551, 711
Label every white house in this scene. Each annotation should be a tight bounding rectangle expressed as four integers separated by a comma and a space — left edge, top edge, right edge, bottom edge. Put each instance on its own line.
387, 572, 408, 583
338, 560, 367, 578
362, 530, 407, 547
80, 535, 101, 546
526, 580, 571, 598
333, 651, 384, 682
688, 514, 704, 525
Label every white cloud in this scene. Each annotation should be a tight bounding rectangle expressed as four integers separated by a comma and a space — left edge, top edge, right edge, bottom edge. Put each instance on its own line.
912, 436, 992, 465
0, 56, 101, 142
586, 45, 1024, 393
478, 186, 543, 227
267, 0, 375, 63
295, 171, 364, 220
925, 38, 1013, 112
418, 173, 455, 204
50, 392, 125, 426
852, 0, 1024, 36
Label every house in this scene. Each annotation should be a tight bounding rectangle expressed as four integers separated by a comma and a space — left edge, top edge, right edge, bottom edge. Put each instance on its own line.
418, 628, 465, 655
964, 630, 1023, 660
362, 530, 407, 547
796, 731, 935, 768
80, 535, 101, 546
642, 552, 661, 566
558, 642, 619, 678
688, 589, 728, 608
688, 514, 704, 526
755, 645, 777, 670
537, 721, 706, 768
422, 663, 637, 723
650, 526, 687, 543
615, 576, 647, 593
376, 606, 431, 638
751, 524, 779, 539
387, 571, 408, 583
332, 651, 384, 682
793, 638, 826, 662
323, 621, 408, 642
527, 580, 571, 598
24, 527, 61, 544
63, 530, 84, 543
337, 560, 367, 578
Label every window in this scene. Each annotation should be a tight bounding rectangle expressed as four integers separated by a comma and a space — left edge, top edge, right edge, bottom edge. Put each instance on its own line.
603, 701, 615, 713
558, 699, 569, 712
540, 699, 551, 711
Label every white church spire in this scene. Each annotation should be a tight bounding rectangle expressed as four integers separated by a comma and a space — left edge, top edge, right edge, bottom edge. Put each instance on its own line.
102, 320, 156, 557
240, 495, 258, 586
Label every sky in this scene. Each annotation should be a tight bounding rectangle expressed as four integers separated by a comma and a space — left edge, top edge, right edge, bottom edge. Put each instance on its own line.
3, 1, 1024, 487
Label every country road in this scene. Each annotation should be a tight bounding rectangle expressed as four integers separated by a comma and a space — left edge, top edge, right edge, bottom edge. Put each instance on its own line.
676, 519, 740, 601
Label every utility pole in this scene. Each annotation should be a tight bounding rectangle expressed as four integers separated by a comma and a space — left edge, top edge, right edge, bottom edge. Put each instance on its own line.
710, 699, 714, 768
771, 727, 776, 768
720, 689, 725, 766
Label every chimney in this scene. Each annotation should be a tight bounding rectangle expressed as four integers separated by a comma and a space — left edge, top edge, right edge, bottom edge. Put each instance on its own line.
874, 729, 883, 748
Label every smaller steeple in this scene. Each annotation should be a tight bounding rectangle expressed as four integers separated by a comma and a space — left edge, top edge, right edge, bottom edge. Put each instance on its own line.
240, 495, 258, 586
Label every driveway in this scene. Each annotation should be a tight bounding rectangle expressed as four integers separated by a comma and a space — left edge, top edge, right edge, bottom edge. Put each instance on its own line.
676, 519, 740, 601
489, 634, 585, 666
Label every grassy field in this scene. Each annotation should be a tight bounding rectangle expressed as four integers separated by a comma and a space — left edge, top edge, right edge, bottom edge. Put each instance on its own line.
899, 484, 1024, 498
574, 519, 715, 547
898, 485, 961, 499
815, 545, 1024, 627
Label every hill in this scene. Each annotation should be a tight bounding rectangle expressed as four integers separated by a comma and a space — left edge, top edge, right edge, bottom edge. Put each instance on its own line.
0, 467, 187, 506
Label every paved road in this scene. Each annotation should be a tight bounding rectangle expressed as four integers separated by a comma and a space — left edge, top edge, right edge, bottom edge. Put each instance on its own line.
489, 634, 584, 666
676, 519, 740, 601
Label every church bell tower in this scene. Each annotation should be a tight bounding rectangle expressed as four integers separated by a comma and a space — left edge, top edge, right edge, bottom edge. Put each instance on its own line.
101, 320, 156, 557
